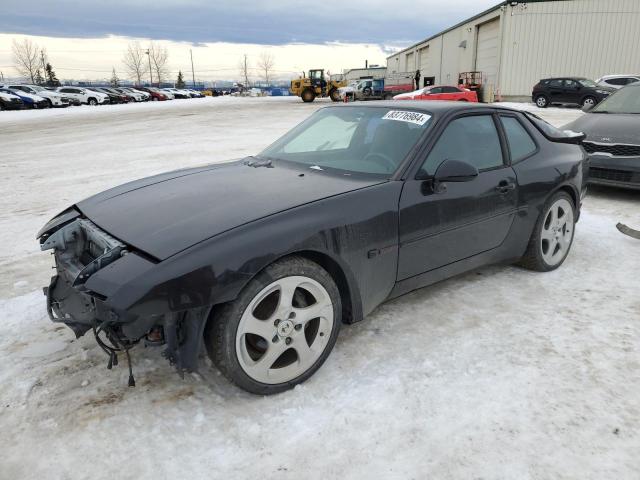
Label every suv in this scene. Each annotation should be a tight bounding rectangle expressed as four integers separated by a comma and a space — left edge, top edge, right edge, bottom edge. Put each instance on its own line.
4, 84, 70, 108
596, 74, 640, 90
57, 87, 110, 105
532, 77, 614, 109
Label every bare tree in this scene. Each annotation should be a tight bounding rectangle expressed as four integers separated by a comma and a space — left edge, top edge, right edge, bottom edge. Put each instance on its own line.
122, 41, 146, 85
257, 51, 275, 85
238, 54, 250, 89
148, 42, 169, 85
12, 39, 40, 83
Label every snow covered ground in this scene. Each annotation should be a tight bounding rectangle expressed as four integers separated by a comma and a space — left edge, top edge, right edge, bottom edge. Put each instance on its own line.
1, 97, 639, 479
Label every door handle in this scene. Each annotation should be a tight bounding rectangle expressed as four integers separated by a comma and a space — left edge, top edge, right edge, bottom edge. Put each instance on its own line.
495, 181, 515, 194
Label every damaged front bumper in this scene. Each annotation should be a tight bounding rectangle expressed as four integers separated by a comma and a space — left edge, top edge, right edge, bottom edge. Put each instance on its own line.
38, 209, 210, 379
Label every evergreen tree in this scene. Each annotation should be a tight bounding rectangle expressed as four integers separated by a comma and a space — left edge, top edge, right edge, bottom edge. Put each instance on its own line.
176, 70, 185, 89
34, 69, 44, 85
44, 63, 60, 87
110, 68, 120, 87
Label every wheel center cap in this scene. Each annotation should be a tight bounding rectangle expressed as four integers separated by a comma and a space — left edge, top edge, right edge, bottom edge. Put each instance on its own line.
277, 320, 294, 337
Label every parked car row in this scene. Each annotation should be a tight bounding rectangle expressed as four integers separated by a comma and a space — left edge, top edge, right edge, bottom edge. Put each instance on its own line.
0, 84, 206, 110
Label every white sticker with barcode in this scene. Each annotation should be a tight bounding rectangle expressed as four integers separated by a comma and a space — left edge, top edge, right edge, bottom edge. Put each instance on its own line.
382, 110, 431, 126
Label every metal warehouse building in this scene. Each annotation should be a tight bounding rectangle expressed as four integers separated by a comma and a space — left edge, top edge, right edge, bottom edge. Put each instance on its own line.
386, 0, 640, 101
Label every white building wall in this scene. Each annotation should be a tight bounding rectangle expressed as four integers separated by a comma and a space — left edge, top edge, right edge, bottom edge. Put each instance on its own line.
387, 0, 640, 101
386, 8, 502, 89
499, 0, 640, 98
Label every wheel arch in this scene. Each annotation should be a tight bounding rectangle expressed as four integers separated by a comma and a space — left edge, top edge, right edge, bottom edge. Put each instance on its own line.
204, 248, 362, 331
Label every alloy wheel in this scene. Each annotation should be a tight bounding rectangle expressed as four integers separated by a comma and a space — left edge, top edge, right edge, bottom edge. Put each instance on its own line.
235, 275, 334, 384
536, 96, 547, 107
540, 198, 574, 266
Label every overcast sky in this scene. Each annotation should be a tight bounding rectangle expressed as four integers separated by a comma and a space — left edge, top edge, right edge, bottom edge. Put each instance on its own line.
0, 0, 498, 81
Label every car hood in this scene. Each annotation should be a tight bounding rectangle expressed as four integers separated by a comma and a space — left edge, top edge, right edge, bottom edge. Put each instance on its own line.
0, 92, 20, 100
564, 113, 640, 144
40, 90, 63, 98
76, 159, 386, 260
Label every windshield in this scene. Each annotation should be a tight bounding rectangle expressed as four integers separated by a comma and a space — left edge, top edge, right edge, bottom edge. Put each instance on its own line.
30, 85, 45, 92
578, 79, 597, 88
260, 107, 433, 176
592, 86, 640, 114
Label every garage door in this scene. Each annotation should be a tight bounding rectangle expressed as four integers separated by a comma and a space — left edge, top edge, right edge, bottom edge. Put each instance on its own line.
475, 18, 500, 90
418, 46, 430, 75
405, 52, 414, 72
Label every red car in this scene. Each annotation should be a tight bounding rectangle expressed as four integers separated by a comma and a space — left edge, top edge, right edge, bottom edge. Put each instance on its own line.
137, 87, 168, 101
394, 85, 478, 102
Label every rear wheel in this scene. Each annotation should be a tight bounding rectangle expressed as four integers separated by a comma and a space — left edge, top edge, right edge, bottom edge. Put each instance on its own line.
329, 88, 341, 102
534, 95, 549, 108
205, 256, 341, 395
301, 89, 316, 103
519, 192, 575, 271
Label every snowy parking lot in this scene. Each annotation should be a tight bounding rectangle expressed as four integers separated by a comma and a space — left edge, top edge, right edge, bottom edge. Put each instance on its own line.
1, 97, 639, 479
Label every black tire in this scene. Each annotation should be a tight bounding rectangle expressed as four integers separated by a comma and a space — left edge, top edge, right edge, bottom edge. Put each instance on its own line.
88, 98, 97, 106
329, 88, 341, 102
581, 96, 596, 108
301, 89, 316, 103
383, 93, 393, 100
205, 256, 342, 395
46, 99, 53, 108
534, 95, 549, 108
518, 191, 575, 272
0, 103, 4, 111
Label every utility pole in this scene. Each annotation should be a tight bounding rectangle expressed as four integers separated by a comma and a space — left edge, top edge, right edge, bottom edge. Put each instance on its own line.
190, 49, 196, 89
145, 49, 153, 86
40, 50, 46, 84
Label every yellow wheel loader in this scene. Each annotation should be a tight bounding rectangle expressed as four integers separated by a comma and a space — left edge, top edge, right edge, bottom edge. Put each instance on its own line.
290, 69, 346, 103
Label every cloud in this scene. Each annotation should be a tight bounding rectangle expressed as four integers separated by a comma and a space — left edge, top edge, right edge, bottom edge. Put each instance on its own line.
1, 0, 498, 45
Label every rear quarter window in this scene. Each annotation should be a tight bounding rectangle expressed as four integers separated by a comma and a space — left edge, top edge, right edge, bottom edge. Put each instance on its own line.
500, 116, 537, 163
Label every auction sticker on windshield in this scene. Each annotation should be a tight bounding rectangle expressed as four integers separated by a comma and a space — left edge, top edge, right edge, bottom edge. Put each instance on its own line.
382, 110, 431, 126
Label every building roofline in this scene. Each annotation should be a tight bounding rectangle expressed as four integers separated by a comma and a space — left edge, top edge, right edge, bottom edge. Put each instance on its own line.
386, 0, 570, 60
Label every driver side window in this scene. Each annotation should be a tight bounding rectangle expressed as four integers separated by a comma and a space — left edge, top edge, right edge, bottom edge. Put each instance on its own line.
420, 115, 504, 176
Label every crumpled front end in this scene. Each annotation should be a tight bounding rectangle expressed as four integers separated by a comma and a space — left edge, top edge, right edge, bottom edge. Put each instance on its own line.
41, 215, 129, 336
38, 209, 210, 382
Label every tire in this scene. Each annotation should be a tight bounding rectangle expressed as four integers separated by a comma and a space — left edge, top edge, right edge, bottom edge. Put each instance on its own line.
581, 96, 596, 108
205, 256, 342, 395
534, 95, 549, 108
0, 103, 4, 111
329, 88, 341, 102
301, 89, 316, 103
383, 93, 393, 100
88, 98, 97, 106
152, 96, 158, 102
46, 99, 53, 108
518, 191, 575, 272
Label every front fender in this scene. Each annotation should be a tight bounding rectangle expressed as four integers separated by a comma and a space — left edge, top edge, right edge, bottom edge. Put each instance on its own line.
89, 182, 402, 323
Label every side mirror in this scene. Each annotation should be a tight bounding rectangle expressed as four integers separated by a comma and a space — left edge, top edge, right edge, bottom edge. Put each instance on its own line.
433, 159, 479, 182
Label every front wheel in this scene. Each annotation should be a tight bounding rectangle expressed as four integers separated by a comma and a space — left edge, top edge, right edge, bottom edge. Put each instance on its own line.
301, 89, 316, 103
88, 98, 98, 106
581, 96, 596, 108
329, 88, 341, 102
518, 191, 575, 271
205, 256, 341, 395
534, 95, 549, 108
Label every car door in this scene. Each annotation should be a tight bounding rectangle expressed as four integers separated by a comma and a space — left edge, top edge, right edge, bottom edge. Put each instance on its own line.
440, 86, 462, 100
397, 112, 518, 279
422, 86, 442, 100
547, 79, 565, 103
562, 79, 581, 104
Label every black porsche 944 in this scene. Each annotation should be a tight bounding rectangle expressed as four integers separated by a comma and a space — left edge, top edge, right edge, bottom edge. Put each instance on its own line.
38, 101, 587, 394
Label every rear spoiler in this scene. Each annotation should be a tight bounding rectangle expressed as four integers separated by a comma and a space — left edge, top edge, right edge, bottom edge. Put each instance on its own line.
551, 130, 586, 145
523, 111, 586, 145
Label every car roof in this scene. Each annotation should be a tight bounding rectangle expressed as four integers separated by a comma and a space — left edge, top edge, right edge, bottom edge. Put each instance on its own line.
542, 77, 589, 81
328, 100, 518, 114
599, 74, 640, 79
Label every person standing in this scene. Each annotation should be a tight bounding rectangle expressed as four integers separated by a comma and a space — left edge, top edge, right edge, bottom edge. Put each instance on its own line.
414, 69, 421, 90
